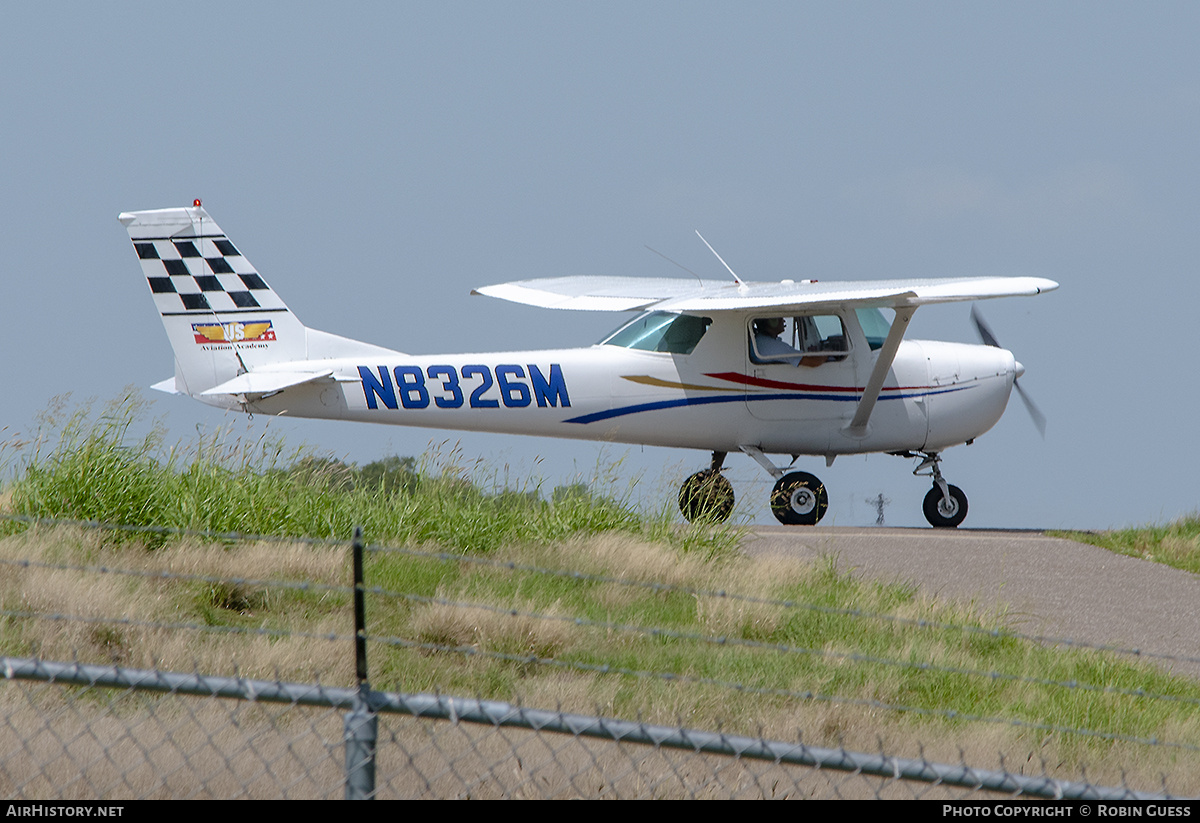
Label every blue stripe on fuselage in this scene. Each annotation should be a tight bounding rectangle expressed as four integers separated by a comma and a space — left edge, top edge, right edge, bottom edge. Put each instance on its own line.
562, 385, 970, 425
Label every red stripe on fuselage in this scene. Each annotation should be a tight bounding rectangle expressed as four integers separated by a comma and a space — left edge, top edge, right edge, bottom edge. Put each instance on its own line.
705, 372, 932, 393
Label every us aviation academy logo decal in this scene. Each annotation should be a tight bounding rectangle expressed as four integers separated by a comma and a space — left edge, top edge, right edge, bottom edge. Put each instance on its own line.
192, 321, 276, 345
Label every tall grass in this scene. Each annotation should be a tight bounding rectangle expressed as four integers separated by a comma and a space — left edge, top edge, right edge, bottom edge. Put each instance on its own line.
0, 392, 741, 556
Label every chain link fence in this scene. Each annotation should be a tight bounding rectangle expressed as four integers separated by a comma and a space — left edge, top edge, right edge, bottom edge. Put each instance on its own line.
0, 517, 1189, 799
1, 657, 1162, 800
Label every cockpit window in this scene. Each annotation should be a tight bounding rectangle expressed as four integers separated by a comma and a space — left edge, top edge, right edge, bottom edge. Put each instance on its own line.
600, 312, 712, 355
750, 314, 849, 364
855, 307, 895, 351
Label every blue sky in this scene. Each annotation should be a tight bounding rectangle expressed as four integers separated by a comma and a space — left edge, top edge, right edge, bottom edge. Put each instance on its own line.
2, 2, 1197, 529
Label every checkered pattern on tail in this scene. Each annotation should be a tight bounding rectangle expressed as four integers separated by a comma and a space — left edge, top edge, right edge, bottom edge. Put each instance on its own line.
120, 205, 309, 397
124, 210, 290, 316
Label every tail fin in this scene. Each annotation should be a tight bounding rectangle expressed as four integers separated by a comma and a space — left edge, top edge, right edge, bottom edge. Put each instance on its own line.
120, 204, 314, 397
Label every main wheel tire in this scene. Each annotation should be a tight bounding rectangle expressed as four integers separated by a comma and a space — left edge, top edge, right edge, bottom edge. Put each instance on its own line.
678, 470, 735, 524
923, 484, 968, 528
770, 471, 828, 525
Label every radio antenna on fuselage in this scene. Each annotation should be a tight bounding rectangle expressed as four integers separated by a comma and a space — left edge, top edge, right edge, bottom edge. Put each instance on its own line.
695, 231, 744, 286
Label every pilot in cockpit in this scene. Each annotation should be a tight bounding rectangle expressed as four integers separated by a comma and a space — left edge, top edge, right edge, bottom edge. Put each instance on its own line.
751, 317, 802, 365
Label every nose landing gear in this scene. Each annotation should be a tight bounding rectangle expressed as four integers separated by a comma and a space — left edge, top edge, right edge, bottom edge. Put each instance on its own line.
911, 451, 968, 528
923, 484, 968, 528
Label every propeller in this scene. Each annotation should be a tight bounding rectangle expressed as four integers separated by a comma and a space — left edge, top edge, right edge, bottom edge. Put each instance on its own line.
970, 305, 1047, 437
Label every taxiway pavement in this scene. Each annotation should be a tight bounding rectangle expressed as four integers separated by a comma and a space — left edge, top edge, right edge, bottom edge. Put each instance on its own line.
744, 527, 1200, 679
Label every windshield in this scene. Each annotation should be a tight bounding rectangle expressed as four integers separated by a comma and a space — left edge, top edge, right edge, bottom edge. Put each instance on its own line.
599, 312, 712, 355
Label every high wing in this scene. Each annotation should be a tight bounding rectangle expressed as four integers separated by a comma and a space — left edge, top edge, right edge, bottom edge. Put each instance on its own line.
471, 276, 723, 312
473, 275, 1058, 313
475, 272, 1058, 441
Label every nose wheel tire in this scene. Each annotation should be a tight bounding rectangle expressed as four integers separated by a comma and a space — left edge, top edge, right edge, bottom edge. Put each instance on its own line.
678, 470, 735, 524
923, 484, 968, 528
770, 471, 828, 525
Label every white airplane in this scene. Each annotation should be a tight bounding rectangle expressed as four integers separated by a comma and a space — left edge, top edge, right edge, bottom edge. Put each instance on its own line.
120, 202, 1057, 528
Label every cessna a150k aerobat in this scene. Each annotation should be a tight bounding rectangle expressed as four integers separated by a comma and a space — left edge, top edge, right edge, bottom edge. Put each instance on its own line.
121, 202, 1057, 528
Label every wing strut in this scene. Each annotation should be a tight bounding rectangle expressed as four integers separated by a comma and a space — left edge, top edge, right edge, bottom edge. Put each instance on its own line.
844, 306, 917, 438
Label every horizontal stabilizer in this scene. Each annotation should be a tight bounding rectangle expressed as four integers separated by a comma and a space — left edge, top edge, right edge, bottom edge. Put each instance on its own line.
150, 377, 181, 395
200, 370, 334, 397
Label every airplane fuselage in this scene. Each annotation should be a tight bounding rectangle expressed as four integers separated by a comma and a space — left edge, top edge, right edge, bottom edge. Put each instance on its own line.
206, 310, 1017, 460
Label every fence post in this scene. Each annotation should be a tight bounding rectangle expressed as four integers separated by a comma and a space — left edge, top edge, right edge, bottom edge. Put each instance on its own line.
344, 526, 377, 799
345, 687, 378, 799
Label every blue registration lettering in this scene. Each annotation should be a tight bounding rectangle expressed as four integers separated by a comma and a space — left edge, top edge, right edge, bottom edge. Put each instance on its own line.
393, 366, 430, 409
528, 364, 570, 408
427, 365, 464, 408
463, 365, 499, 408
361, 364, 566, 411
358, 366, 397, 410
496, 365, 531, 408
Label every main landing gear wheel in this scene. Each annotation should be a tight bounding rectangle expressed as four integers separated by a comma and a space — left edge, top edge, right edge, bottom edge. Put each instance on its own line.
770, 471, 828, 526
923, 484, 968, 528
678, 470, 735, 524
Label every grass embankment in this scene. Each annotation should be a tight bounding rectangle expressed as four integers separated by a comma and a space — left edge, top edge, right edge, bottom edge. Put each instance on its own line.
0, 392, 733, 556
1056, 516, 1200, 575
2, 394, 1198, 791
